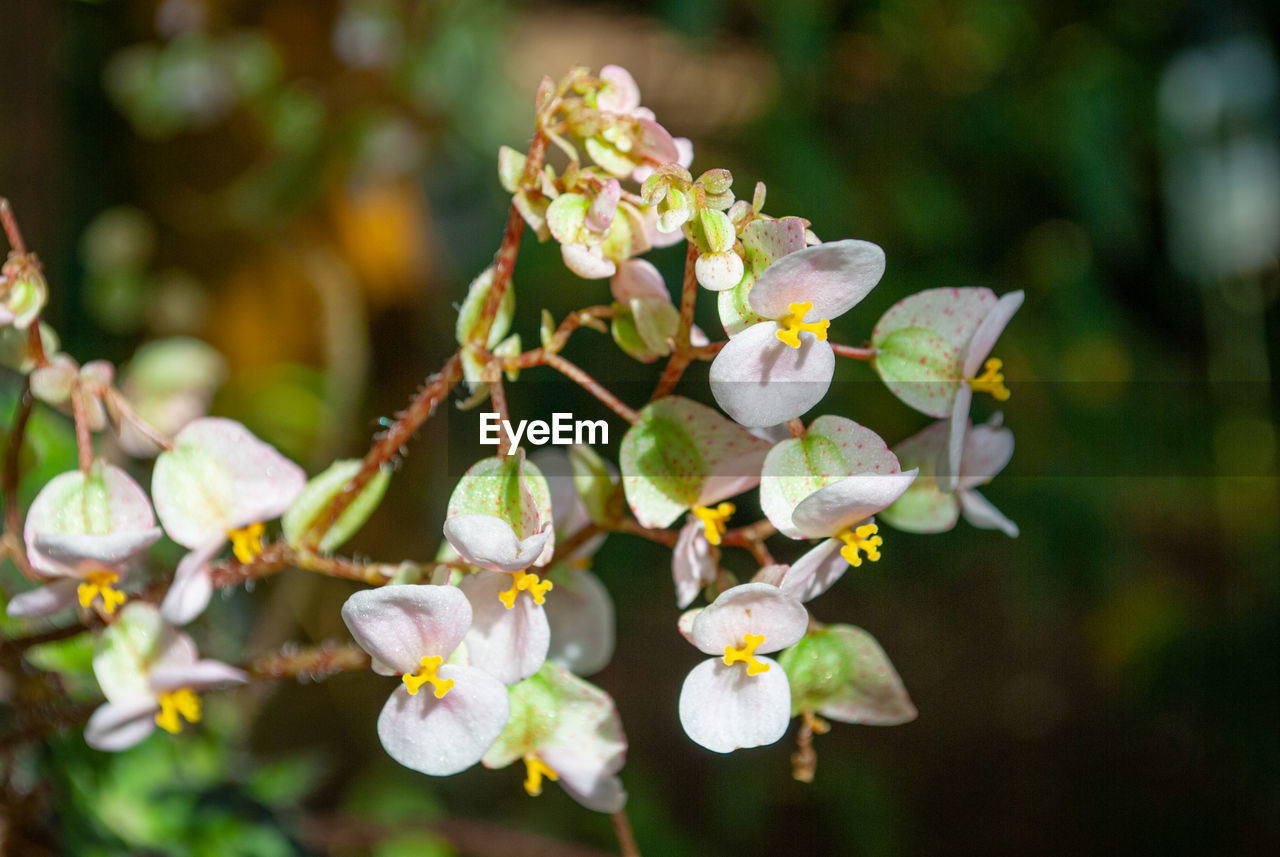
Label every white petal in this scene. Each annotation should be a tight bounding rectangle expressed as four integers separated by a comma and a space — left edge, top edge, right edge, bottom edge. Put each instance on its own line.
443, 514, 551, 573
748, 239, 885, 320
956, 416, 1015, 489
84, 698, 159, 752
35, 528, 162, 568
780, 538, 848, 603
678, 657, 791, 753
791, 470, 918, 538
962, 291, 1023, 376
5, 579, 80, 617
459, 572, 550, 685
376, 665, 510, 776
150, 659, 248, 694
939, 386, 972, 494
341, 585, 472, 675
672, 520, 716, 608
542, 746, 627, 813
709, 323, 834, 428
610, 258, 669, 303
159, 540, 220, 626
695, 251, 745, 291
561, 243, 616, 279
544, 569, 615, 676
690, 583, 808, 655
959, 489, 1020, 538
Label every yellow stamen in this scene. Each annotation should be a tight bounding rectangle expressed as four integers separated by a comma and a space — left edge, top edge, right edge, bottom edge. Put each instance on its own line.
692, 502, 735, 546
523, 755, 559, 796
498, 571, 554, 609
228, 522, 266, 563
402, 655, 454, 698
775, 301, 830, 349
77, 570, 126, 614
723, 633, 770, 676
967, 358, 1010, 400
836, 523, 883, 568
155, 688, 201, 734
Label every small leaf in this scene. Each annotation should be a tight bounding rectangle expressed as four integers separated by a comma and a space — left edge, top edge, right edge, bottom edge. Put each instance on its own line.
281, 459, 392, 553
455, 266, 515, 351
497, 146, 526, 193
568, 443, 618, 525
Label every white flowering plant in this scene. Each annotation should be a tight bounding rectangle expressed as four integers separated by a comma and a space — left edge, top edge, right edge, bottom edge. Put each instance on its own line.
0, 65, 1024, 855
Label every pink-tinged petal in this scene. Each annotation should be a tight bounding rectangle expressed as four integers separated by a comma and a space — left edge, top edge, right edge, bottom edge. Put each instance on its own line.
341, 585, 472, 675
748, 239, 885, 321
890, 420, 950, 477
459, 572, 550, 685
586, 180, 621, 234
672, 520, 715, 608
634, 117, 679, 164
24, 465, 157, 577
709, 323, 835, 428
541, 746, 627, 813
159, 540, 221, 626
93, 603, 179, 701
690, 583, 808, 655
678, 657, 791, 753
957, 415, 1015, 489
5, 579, 80, 617
611, 258, 669, 303
871, 287, 998, 350
545, 568, 615, 676
34, 527, 162, 570
149, 659, 248, 694
695, 251, 745, 292
561, 243, 617, 279
741, 218, 807, 277
750, 564, 789, 588
152, 418, 305, 548
84, 698, 159, 752
791, 470, 918, 538
780, 538, 849, 603
939, 386, 973, 494
597, 65, 640, 114
443, 514, 552, 573
962, 290, 1024, 376
958, 489, 1020, 538
677, 608, 702, 643
377, 665, 510, 776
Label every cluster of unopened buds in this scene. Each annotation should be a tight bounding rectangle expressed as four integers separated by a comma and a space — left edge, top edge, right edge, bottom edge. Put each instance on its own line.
1, 65, 1023, 828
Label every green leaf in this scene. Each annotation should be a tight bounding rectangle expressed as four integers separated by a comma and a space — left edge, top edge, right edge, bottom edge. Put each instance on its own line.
281, 459, 392, 553
780, 625, 917, 725
611, 304, 661, 363
871, 326, 962, 418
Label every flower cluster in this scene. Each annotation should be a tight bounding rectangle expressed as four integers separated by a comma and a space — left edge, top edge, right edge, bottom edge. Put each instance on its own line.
0, 63, 1024, 845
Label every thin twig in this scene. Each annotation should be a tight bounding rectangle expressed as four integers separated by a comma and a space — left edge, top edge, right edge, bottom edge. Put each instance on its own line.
2, 377, 36, 580
649, 242, 699, 400
831, 342, 876, 360
0, 198, 27, 254
544, 353, 638, 424
611, 808, 643, 857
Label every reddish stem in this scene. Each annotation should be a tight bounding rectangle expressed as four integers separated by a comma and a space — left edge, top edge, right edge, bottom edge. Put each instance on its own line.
544, 352, 639, 424
69, 384, 93, 474
787, 418, 806, 437
832, 342, 876, 360
489, 374, 513, 456
0, 198, 26, 254
611, 809, 643, 857
2, 379, 36, 580
650, 242, 699, 400
297, 352, 463, 550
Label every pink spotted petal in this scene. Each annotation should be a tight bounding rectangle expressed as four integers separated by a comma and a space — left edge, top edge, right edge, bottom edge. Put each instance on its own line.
690, 583, 808, 656
672, 520, 715, 609
959, 489, 1020, 538
748, 239, 885, 321
5, 579, 80, 618
159, 540, 221, 626
962, 291, 1024, 377
871, 287, 998, 351
443, 514, 552, 573
84, 698, 159, 752
458, 572, 550, 685
695, 251, 745, 292
341, 585, 472, 675
780, 538, 848, 603
709, 323, 834, 428
376, 665, 510, 776
586, 180, 621, 234
678, 657, 791, 753
791, 470, 918, 538
939, 386, 973, 494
